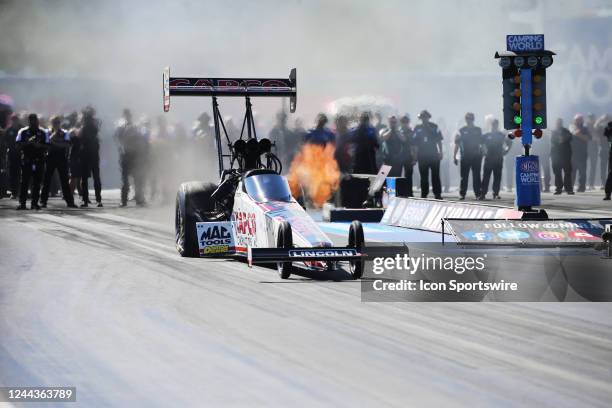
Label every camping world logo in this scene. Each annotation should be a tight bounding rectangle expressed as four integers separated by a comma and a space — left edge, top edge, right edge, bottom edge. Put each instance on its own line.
520, 160, 539, 172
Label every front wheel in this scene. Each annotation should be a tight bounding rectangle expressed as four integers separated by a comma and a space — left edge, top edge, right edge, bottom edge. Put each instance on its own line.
348, 220, 365, 279
277, 221, 293, 279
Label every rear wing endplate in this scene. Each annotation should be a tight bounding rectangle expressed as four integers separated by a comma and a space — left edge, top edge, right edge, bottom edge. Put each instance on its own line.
163, 67, 297, 112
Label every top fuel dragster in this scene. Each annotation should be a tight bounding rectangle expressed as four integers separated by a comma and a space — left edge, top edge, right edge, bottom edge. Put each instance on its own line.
164, 67, 369, 279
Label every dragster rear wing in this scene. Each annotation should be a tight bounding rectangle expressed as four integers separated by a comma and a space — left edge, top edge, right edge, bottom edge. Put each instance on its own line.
163, 67, 297, 112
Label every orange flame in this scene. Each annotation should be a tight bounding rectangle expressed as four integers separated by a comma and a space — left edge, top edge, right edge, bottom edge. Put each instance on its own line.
287, 143, 340, 208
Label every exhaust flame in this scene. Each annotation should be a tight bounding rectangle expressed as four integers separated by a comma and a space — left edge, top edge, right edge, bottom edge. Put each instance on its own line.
287, 143, 340, 208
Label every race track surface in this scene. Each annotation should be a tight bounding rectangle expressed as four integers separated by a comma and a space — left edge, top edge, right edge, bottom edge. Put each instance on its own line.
1, 191, 611, 407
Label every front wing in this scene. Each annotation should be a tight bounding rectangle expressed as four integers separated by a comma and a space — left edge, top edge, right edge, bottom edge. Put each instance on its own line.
247, 245, 408, 267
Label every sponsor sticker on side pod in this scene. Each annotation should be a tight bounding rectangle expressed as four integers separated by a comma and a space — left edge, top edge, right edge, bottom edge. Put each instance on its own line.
249, 247, 363, 263
288, 249, 358, 258
247, 244, 409, 264
196, 221, 235, 257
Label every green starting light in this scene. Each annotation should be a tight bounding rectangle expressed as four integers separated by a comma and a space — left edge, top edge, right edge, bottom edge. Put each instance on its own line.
513, 115, 522, 125
534, 116, 543, 125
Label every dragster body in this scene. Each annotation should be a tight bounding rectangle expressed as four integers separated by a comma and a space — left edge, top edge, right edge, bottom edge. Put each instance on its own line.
167, 68, 367, 279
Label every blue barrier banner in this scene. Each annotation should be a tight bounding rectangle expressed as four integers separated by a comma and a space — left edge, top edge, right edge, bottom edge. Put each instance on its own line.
515, 155, 541, 207
444, 218, 611, 245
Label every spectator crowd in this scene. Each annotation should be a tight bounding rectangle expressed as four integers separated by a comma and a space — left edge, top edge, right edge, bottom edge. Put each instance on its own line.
1, 104, 611, 210
269, 109, 612, 201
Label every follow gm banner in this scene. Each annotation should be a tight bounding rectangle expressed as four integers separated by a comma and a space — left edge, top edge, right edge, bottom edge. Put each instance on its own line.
381, 197, 522, 233
444, 218, 611, 245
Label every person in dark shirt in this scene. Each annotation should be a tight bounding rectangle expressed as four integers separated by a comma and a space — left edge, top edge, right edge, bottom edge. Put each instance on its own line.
0, 125, 4, 198
333, 115, 352, 173
115, 108, 145, 207
380, 116, 404, 177
192, 112, 215, 150
80, 106, 103, 207
413, 110, 443, 199
373, 112, 386, 135
480, 118, 510, 199
4, 114, 22, 199
64, 112, 82, 199
602, 121, 612, 200
351, 112, 379, 175
304, 113, 335, 147
570, 114, 591, 192
41, 115, 77, 208
550, 118, 574, 195
399, 115, 416, 196
453, 112, 483, 200
16, 113, 49, 210
149, 115, 173, 203
595, 114, 612, 189
373, 112, 387, 169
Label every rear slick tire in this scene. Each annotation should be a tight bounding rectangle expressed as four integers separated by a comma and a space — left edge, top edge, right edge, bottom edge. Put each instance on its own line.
277, 221, 293, 279
348, 220, 365, 279
176, 193, 198, 257
175, 181, 218, 257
